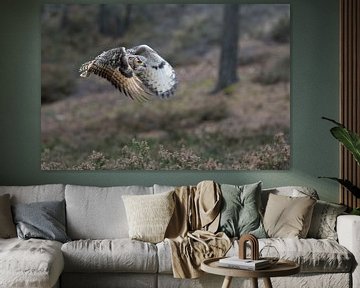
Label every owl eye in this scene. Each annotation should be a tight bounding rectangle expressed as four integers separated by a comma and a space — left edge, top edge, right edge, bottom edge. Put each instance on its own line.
136, 58, 143, 64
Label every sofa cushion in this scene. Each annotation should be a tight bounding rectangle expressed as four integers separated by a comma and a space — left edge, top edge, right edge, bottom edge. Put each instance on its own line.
0, 238, 64, 288
261, 238, 354, 273
261, 186, 319, 213
0, 194, 16, 238
0, 184, 65, 204
65, 185, 153, 239
263, 193, 316, 238
61, 273, 157, 288
158, 237, 353, 274
12, 200, 70, 243
218, 182, 266, 238
307, 200, 347, 240
61, 239, 158, 273
122, 191, 175, 243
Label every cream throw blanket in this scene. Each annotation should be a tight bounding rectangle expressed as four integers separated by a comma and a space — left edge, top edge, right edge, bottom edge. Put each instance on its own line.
165, 181, 231, 278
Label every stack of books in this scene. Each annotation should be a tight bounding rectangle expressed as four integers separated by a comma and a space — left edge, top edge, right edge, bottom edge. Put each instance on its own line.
218, 257, 271, 270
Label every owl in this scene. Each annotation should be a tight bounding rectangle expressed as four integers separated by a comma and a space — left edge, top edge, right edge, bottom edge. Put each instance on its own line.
79, 45, 177, 101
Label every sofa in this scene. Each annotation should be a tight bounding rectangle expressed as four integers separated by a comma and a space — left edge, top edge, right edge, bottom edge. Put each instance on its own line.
0, 183, 359, 288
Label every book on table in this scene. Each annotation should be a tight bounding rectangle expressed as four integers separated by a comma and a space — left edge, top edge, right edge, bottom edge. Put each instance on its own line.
218, 257, 271, 270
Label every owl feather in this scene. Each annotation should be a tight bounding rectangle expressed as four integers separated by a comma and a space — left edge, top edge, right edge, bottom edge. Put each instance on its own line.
79, 45, 177, 101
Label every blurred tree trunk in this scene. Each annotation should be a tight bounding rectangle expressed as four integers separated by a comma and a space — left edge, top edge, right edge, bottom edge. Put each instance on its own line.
116, 4, 132, 37
60, 5, 69, 29
123, 4, 132, 32
99, 4, 111, 35
214, 4, 240, 93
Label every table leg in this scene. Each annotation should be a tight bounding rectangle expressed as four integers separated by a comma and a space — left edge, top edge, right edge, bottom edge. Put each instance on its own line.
263, 277, 273, 288
222, 276, 233, 288
251, 278, 258, 288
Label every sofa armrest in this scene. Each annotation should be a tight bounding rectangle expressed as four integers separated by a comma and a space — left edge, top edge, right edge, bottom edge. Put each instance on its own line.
337, 215, 360, 288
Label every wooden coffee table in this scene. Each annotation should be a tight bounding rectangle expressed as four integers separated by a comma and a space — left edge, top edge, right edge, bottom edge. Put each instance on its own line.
201, 257, 300, 288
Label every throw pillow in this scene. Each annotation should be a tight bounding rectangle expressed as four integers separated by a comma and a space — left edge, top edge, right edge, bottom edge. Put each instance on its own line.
218, 182, 266, 238
122, 190, 175, 243
307, 200, 347, 240
263, 193, 316, 238
0, 194, 16, 238
12, 200, 70, 243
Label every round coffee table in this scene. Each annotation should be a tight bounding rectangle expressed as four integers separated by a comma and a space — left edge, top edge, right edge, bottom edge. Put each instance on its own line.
201, 257, 300, 288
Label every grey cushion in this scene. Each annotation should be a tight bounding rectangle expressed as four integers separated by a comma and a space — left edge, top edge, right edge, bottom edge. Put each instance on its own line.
0, 194, 16, 238
65, 185, 153, 239
0, 238, 64, 288
218, 182, 266, 238
61, 239, 158, 273
12, 200, 70, 243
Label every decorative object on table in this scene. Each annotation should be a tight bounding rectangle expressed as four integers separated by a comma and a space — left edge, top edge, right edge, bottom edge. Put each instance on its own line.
259, 245, 280, 265
216, 233, 272, 271
218, 257, 271, 270
320, 117, 360, 211
238, 233, 260, 260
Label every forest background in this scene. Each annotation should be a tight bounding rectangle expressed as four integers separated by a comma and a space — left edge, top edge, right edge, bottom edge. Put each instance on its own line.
41, 4, 290, 170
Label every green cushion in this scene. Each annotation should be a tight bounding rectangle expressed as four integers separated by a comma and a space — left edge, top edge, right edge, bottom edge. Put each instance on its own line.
218, 182, 266, 238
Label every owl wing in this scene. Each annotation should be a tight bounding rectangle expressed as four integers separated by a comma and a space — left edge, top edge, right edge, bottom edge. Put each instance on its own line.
127, 45, 177, 99
79, 48, 150, 101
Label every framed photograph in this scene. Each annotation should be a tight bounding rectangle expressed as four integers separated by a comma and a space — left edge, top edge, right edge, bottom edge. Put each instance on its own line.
41, 4, 290, 170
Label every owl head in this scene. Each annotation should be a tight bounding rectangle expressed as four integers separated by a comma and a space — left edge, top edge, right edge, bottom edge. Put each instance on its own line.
127, 55, 147, 73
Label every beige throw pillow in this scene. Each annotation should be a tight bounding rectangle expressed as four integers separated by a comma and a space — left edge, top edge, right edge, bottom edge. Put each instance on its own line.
263, 193, 316, 238
122, 191, 175, 243
0, 194, 16, 238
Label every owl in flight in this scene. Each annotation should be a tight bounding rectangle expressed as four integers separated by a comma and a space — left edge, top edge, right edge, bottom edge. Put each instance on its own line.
79, 45, 177, 101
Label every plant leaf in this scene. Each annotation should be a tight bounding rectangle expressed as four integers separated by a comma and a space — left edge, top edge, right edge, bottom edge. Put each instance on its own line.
322, 117, 360, 165
330, 126, 360, 165
318, 177, 360, 198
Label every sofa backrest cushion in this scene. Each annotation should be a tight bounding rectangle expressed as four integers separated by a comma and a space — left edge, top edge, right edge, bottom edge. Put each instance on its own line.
153, 184, 176, 194
0, 185, 65, 204
65, 185, 153, 239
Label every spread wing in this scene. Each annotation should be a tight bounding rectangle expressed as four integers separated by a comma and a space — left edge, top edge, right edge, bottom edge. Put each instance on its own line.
80, 45, 177, 101
127, 45, 177, 99
80, 60, 149, 101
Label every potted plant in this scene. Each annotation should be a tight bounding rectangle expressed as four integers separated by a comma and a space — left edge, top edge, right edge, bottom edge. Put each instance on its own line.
320, 117, 360, 215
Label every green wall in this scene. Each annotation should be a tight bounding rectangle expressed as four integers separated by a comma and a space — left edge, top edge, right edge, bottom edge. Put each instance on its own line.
0, 0, 340, 202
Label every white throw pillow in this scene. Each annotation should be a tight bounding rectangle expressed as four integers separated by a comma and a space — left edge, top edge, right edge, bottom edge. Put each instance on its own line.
122, 191, 175, 243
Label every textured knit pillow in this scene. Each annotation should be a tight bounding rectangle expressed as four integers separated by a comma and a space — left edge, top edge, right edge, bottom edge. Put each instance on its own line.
263, 193, 316, 238
0, 194, 16, 238
122, 191, 175, 243
307, 200, 347, 240
218, 182, 266, 238
12, 200, 70, 243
